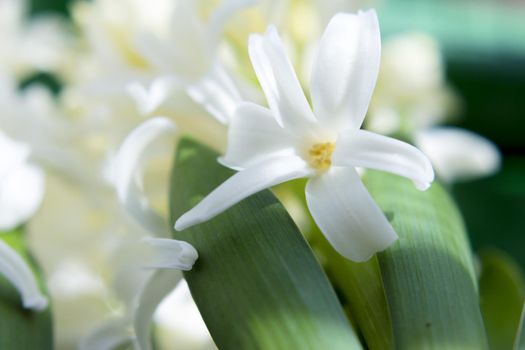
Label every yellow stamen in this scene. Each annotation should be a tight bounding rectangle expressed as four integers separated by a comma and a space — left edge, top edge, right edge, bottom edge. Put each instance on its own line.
308, 142, 335, 171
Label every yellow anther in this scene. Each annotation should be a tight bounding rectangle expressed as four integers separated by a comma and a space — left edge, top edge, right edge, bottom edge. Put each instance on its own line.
308, 142, 335, 171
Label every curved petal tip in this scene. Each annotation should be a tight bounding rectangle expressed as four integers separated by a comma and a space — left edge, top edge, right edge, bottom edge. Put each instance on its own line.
24, 295, 48, 311
113, 117, 177, 234
141, 237, 198, 271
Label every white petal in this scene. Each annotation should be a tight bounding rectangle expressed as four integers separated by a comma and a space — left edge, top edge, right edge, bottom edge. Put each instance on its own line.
0, 163, 45, 231
310, 10, 381, 130
414, 127, 501, 183
187, 64, 242, 124
127, 76, 180, 116
333, 129, 434, 190
133, 270, 183, 350
175, 156, 312, 230
0, 239, 48, 310
78, 317, 131, 350
305, 167, 398, 262
220, 102, 294, 169
113, 118, 176, 235
141, 237, 198, 271
248, 26, 317, 132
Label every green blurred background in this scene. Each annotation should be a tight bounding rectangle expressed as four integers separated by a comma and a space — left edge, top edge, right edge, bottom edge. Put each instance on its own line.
28, 0, 525, 268
378, 0, 525, 270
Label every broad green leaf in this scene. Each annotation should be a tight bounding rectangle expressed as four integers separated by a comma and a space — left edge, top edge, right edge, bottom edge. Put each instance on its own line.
0, 228, 53, 349
516, 303, 525, 350
364, 171, 488, 349
479, 250, 525, 350
170, 138, 362, 350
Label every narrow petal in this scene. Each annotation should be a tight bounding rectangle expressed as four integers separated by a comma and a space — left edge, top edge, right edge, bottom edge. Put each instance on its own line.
175, 156, 312, 230
0, 239, 48, 310
113, 118, 176, 235
333, 129, 434, 190
133, 270, 183, 350
78, 317, 131, 350
187, 64, 242, 124
248, 26, 317, 132
310, 10, 381, 130
0, 163, 45, 231
414, 127, 501, 183
305, 167, 398, 262
141, 237, 198, 271
220, 102, 295, 169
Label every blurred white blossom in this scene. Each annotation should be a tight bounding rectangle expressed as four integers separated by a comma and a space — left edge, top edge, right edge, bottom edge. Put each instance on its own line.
368, 33, 459, 135
415, 127, 501, 183
366, 33, 500, 183
0, 130, 44, 231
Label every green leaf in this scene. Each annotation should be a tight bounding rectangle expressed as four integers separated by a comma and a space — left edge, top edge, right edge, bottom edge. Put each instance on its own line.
0, 228, 53, 349
516, 302, 525, 350
364, 171, 488, 349
170, 138, 362, 350
479, 250, 525, 350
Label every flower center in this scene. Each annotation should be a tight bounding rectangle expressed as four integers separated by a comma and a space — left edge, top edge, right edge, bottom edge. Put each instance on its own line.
308, 142, 335, 171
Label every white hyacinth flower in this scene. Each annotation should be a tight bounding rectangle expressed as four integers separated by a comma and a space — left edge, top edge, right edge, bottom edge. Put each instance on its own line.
98, 117, 200, 349
175, 10, 435, 262
0, 130, 47, 310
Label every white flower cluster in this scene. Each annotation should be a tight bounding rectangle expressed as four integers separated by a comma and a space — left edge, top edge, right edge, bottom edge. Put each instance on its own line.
0, 0, 500, 349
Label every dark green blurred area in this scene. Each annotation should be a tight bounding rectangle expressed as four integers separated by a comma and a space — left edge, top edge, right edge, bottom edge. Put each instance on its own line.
29, 0, 73, 16
29, 0, 525, 267
377, 1, 525, 270
453, 159, 525, 268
